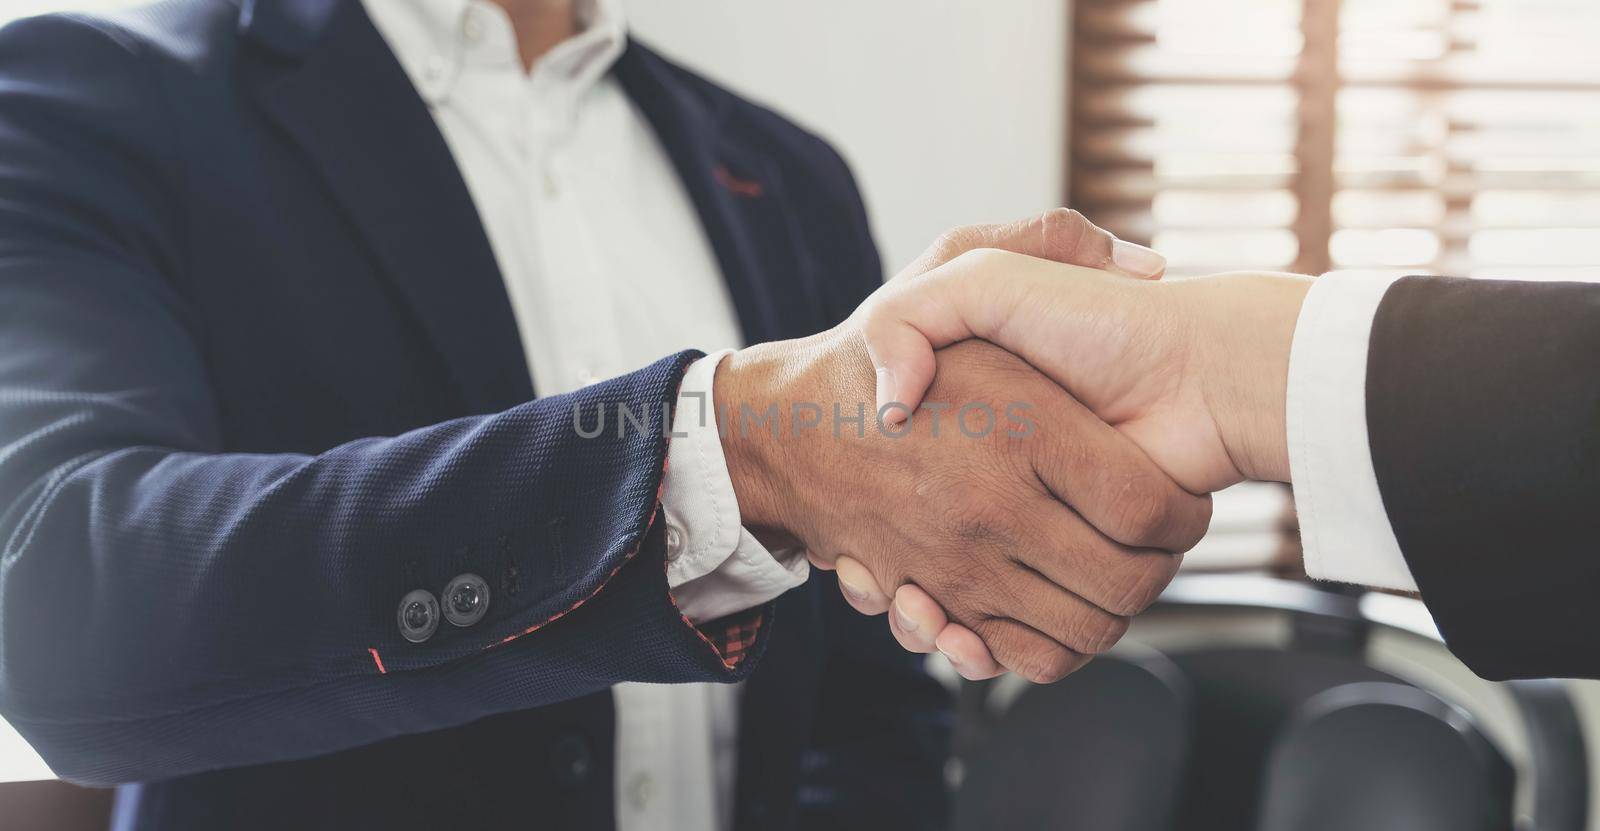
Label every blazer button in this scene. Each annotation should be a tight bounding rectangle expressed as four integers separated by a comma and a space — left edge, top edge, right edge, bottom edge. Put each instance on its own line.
442, 573, 490, 627
550, 732, 594, 788
397, 589, 440, 643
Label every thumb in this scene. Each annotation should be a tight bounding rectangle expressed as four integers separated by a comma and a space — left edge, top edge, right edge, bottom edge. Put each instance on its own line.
859, 249, 1031, 422
861, 209, 1164, 418
862, 314, 939, 422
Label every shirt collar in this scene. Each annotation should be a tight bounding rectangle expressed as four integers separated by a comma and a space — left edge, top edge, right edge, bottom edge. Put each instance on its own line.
360, 0, 628, 106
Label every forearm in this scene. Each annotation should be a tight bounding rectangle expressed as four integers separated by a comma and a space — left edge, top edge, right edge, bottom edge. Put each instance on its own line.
0, 353, 767, 783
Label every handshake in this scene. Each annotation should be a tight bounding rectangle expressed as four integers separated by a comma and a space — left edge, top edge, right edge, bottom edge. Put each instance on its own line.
712, 209, 1312, 682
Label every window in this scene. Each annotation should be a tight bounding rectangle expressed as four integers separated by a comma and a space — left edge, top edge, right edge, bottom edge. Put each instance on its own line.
0, 0, 133, 25
1069, 0, 1600, 281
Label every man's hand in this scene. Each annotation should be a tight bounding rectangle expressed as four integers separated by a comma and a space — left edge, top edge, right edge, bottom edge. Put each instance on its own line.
814, 209, 1174, 678
715, 331, 1210, 682
844, 250, 1312, 676
859, 253, 1310, 492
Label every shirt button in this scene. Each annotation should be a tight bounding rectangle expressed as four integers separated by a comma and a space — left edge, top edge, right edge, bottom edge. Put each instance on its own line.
397, 589, 440, 643
462, 10, 483, 42
550, 732, 594, 788
542, 167, 560, 198
422, 55, 449, 83
664, 522, 684, 560
441, 573, 491, 627
626, 772, 656, 810
575, 367, 598, 386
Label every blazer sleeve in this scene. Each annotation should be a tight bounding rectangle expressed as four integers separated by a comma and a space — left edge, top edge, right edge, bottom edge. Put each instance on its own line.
0, 14, 768, 786
1366, 275, 1600, 681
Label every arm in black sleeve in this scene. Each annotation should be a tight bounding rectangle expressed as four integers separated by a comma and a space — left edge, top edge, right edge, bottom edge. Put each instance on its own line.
1366, 275, 1600, 680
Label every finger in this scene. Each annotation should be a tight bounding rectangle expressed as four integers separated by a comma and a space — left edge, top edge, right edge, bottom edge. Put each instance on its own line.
1028, 392, 1214, 553
806, 550, 834, 571
1110, 238, 1168, 280
1002, 560, 1131, 656
888, 584, 946, 653
968, 617, 1091, 684
933, 623, 1005, 681
1014, 495, 1185, 618
833, 555, 891, 615
895, 208, 1163, 285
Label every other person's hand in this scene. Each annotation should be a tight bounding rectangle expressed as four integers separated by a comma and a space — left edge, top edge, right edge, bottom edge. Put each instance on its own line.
847, 253, 1311, 676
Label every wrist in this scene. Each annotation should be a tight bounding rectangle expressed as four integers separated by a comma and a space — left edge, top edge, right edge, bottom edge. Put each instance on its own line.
714, 332, 838, 544
1193, 273, 1312, 483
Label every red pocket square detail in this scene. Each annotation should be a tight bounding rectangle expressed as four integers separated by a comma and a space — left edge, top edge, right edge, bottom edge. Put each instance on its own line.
713, 165, 765, 198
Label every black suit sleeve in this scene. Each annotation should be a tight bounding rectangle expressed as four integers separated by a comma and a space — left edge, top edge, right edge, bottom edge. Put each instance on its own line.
1366, 275, 1600, 680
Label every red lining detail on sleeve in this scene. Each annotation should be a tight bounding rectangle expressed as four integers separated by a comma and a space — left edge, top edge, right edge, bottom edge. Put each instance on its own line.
675, 602, 764, 671
369, 648, 387, 674
713, 165, 764, 198
490, 525, 644, 646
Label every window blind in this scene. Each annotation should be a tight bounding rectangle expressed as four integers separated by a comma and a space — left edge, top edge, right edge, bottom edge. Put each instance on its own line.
1069, 0, 1600, 281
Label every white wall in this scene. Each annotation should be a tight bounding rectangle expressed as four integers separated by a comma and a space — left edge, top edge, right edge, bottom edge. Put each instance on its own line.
0, 0, 1073, 273
625, 0, 1069, 273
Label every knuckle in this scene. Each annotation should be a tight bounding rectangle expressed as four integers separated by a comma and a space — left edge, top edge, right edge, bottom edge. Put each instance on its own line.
933, 227, 984, 260
1069, 611, 1130, 655
855, 297, 890, 329
1105, 553, 1183, 616
937, 483, 1018, 546
923, 559, 994, 620
1039, 208, 1099, 262
1040, 207, 1086, 232
1171, 496, 1214, 553
947, 245, 1011, 273
1107, 477, 1176, 546
1020, 646, 1081, 684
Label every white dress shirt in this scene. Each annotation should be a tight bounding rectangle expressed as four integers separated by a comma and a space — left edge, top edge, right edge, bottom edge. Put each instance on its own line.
358, 1, 809, 828
1286, 272, 1418, 592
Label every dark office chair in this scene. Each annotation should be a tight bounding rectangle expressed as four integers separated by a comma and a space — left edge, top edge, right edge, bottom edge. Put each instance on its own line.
1255, 682, 1513, 831
950, 575, 1589, 831
949, 651, 1192, 831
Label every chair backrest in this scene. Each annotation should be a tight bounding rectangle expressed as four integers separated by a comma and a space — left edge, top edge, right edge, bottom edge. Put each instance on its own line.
1160, 575, 1588, 831
1255, 681, 1514, 831
950, 652, 1191, 831
951, 576, 1589, 831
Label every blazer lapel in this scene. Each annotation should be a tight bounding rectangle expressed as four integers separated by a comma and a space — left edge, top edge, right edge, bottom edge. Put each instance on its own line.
613, 42, 828, 346
239, 0, 533, 414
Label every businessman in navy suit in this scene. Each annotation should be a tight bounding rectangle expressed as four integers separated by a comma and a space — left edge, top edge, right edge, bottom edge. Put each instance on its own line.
0, 0, 1206, 828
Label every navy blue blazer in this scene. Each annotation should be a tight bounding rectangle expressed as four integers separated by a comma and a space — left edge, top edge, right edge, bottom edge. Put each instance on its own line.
0, 0, 949, 828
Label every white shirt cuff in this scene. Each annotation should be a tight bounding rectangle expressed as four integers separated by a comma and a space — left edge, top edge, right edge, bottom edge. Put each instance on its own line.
1286, 271, 1418, 592
661, 350, 809, 623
